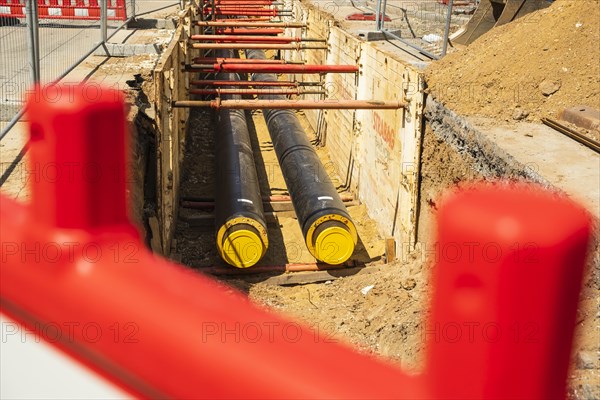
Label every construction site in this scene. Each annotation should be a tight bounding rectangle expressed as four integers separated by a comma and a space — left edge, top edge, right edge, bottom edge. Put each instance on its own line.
1, 0, 599, 398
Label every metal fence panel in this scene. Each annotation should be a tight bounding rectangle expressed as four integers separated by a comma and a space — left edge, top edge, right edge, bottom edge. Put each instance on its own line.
0, 0, 141, 137
1, 15, 32, 133
378, 0, 475, 59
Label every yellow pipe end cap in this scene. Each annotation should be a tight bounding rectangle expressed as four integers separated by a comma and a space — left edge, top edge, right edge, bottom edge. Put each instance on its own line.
221, 229, 265, 268
314, 225, 355, 265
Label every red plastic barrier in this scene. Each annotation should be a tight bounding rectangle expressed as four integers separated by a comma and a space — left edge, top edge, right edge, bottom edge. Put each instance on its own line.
426, 185, 591, 399
0, 0, 127, 21
0, 84, 592, 398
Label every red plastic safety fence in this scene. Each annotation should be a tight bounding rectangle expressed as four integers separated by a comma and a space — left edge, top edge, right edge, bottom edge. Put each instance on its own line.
0, 84, 592, 398
0, 0, 127, 21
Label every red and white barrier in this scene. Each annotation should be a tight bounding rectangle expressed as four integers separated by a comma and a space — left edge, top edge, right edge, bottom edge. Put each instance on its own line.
0, 0, 127, 21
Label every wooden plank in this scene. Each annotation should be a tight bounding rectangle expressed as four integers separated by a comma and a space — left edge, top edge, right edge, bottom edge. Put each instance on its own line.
148, 216, 163, 254
385, 237, 396, 263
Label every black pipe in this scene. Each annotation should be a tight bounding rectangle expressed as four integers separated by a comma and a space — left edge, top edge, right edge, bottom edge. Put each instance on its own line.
213, 49, 268, 268
245, 49, 357, 265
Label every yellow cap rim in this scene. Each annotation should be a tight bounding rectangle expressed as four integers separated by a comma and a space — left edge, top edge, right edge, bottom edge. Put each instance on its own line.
221, 229, 265, 268
314, 225, 355, 265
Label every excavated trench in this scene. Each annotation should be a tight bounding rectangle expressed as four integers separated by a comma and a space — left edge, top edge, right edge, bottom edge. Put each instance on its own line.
141, 2, 599, 397
173, 104, 384, 272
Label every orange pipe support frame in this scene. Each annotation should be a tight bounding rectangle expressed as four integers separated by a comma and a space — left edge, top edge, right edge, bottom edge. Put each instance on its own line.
215, 28, 285, 34
190, 79, 305, 87
191, 34, 325, 43
197, 20, 306, 27
189, 88, 325, 95
204, 9, 291, 16
172, 99, 406, 109
185, 63, 356, 73
191, 43, 327, 50
207, 3, 280, 6
191, 57, 304, 64
215, 17, 273, 21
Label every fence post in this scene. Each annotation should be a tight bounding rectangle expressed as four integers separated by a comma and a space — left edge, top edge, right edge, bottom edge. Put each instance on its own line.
374, 0, 382, 31
100, 0, 108, 43
25, 0, 40, 83
131, 0, 136, 20
441, 0, 454, 56
380, 0, 388, 30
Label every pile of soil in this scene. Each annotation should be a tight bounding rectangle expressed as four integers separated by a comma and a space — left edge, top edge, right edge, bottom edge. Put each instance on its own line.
426, 0, 600, 124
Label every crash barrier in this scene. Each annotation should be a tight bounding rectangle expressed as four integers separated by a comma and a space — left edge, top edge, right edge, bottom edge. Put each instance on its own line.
0, 84, 592, 398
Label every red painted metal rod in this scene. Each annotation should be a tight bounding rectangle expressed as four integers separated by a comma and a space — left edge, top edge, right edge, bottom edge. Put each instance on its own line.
189, 88, 326, 95
212, 1, 281, 4
208, 2, 282, 6
216, 17, 273, 21
190, 80, 323, 87
197, 20, 306, 27
205, 2, 279, 6
203, 0, 276, 2
172, 99, 406, 109
190, 79, 301, 87
204, 10, 291, 15
191, 34, 325, 43
206, 41, 296, 45
213, 18, 274, 22
192, 37, 299, 44
215, 28, 285, 34
185, 63, 357, 73
201, 262, 355, 275
191, 57, 304, 64
190, 43, 327, 50
204, 5, 279, 9
203, 0, 279, 2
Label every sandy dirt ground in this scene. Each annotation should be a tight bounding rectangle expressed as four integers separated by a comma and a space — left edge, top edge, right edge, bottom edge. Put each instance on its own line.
426, 0, 600, 140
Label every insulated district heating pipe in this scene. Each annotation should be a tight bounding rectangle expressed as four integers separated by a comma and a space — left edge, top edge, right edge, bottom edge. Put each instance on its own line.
245, 48, 357, 265
212, 49, 268, 268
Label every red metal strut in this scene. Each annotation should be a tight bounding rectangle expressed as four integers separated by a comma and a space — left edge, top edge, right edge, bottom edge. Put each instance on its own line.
185, 63, 357, 74
189, 88, 325, 95
190, 43, 327, 50
172, 99, 405, 109
204, 10, 290, 16
191, 34, 324, 43
214, 17, 274, 21
215, 28, 285, 34
192, 57, 295, 64
197, 21, 306, 27
190, 80, 308, 87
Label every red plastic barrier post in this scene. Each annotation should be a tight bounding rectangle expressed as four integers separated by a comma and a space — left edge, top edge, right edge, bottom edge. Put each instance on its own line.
27, 85, 129, 229
0, 84, 592, 399
426, 185, 591, 399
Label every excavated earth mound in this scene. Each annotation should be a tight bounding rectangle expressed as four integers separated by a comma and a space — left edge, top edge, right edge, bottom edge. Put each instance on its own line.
426, 0, 600, 125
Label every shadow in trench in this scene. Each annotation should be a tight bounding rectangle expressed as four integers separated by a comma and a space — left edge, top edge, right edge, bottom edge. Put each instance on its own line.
244, 109, 289, 266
